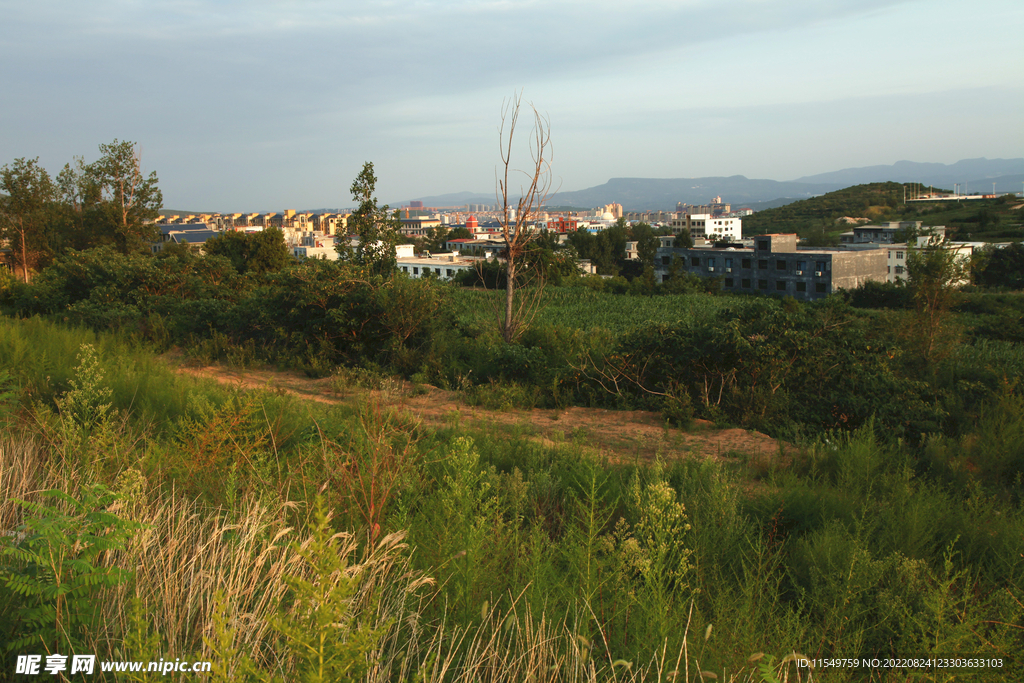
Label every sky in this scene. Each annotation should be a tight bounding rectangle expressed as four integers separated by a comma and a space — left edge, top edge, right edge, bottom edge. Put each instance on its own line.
1, 0, 1022, 212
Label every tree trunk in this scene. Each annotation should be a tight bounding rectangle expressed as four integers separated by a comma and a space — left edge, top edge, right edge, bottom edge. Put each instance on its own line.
504, 261, 516, 343
19, 219, 29, 283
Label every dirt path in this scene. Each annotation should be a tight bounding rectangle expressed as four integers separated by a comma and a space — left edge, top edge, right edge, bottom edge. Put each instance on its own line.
173, 360, 794, 467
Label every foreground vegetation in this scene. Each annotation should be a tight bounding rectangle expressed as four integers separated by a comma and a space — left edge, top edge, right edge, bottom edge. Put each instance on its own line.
2, 182, 1024, 679
0, 318, 1021, 682
5, 242, 1024, 445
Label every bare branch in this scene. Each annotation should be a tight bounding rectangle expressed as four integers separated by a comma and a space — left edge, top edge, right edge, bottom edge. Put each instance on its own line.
491, 92, 554, 343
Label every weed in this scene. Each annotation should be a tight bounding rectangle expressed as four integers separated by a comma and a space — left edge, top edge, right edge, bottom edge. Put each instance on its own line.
0, 485, 141, 655
442, 409, 461, 429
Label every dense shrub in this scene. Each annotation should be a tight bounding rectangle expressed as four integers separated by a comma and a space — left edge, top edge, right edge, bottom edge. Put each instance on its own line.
845, 279, 913, 309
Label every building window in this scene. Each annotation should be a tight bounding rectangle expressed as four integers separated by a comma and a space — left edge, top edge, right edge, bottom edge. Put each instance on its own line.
662, 256, 671, 266
815, 261, 827, 272
796, 282, 807, 292
413, 267, 419, 275
724, 278, 734, 287
758, 240, 769, 251
776, 260, 787, 270
758, 259, 768, 269
724, 258, 733, 268
435, 268, 441, 275
741, 278, 751, 288
896, 251, 904, 259
691, 257, 700, 267
776, 280, 787, 291
742, 258, 751, 269
887, 266, 891, 274
707, 258, 716, 268
895, 265, 904, 275
447, 269, 454, 277
815, 283, 827, 293
796, 260, 806, 271
402, 266, 408, 273
758, 279, 768, 290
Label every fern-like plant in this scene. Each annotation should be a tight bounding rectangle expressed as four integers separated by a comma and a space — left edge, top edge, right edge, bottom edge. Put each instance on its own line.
270, 497, 391, 682
0, 484, 140, 655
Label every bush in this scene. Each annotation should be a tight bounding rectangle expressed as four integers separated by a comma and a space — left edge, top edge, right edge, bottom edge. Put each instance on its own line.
845, 279, 913, 309
0, 485, 141, 655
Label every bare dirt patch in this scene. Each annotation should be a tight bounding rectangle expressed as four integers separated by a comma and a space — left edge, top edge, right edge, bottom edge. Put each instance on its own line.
172, 358, 795, 467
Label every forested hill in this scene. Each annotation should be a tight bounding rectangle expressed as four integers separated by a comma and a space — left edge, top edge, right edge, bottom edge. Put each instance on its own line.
743, 182, 1024, 241
742, 182, 913, 234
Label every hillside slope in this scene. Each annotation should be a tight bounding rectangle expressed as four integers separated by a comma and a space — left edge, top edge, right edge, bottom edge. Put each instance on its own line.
743, 182, 1023, 240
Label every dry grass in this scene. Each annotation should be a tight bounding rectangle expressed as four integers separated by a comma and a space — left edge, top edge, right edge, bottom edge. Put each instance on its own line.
87, 485, 792, 682
99, 494, 300, 663
382, 600, 810, 683
0, 425, 814, 683
0, 379, 810, 683
0, 436, 47, 532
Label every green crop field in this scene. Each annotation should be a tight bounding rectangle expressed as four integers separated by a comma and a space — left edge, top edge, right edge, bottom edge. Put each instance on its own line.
451, 285, 744, 335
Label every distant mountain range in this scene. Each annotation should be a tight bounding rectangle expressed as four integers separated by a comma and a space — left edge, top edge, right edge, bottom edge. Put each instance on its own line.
402, 158, 1024, 212
547, 177, 833, 212
791, 158, 1024, 188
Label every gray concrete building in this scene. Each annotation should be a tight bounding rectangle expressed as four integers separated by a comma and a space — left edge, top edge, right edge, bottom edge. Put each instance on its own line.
657, 233, 888, 300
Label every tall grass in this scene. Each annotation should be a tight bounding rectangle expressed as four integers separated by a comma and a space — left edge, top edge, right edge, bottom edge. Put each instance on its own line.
1, 316, 1021, 681
0, 437, 46, 532
2, 428, 792, 683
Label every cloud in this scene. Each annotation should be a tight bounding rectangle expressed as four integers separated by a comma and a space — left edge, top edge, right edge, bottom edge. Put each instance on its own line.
0, 0, 1020, 209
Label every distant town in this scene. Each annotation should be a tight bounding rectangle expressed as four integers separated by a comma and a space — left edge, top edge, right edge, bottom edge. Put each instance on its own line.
152, 187, 1007, 302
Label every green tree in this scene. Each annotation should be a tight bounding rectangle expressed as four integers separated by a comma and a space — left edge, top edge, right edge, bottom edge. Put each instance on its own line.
906, 234, 968, 368
348, 162, 400, 275
54, 156, 105, 252
631, 222, 659, 270
447, 225, 472, 241
0, 157, 56, 282
204, 228, 292, 275
570, 220, 628, 275
597, 220, 629, 275
416, 224, 448, 252
566, 229, 595, 262
155, 238, 196, 260
803, 220, 841, 247
522, 237, 581, 286
673, 229, 693, 249
86, 140, 163, 254
975, 242, 1024, 289
976, 207, 1001, 232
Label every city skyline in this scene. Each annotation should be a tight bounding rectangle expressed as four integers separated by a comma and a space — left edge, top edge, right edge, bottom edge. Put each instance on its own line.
1, 0, 1021, 212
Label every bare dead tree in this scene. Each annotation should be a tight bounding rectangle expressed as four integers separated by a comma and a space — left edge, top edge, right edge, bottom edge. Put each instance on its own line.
494, 93, 553, 343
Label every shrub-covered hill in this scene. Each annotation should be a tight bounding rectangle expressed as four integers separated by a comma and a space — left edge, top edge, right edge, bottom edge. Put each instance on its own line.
744, 182, 1023, 241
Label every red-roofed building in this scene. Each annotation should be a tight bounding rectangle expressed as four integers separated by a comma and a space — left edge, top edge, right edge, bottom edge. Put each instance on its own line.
546, 216, 578, 233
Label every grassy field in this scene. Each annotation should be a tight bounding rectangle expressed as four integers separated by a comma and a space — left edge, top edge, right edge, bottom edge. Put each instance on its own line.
452, 286, 744, 335
0, 316, 1021, 681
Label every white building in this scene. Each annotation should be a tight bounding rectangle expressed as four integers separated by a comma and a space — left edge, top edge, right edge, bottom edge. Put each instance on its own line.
293, 245, 339, 261
396, 252, 479, 280
885, 236, 973, 284
669, 213, 741, 242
